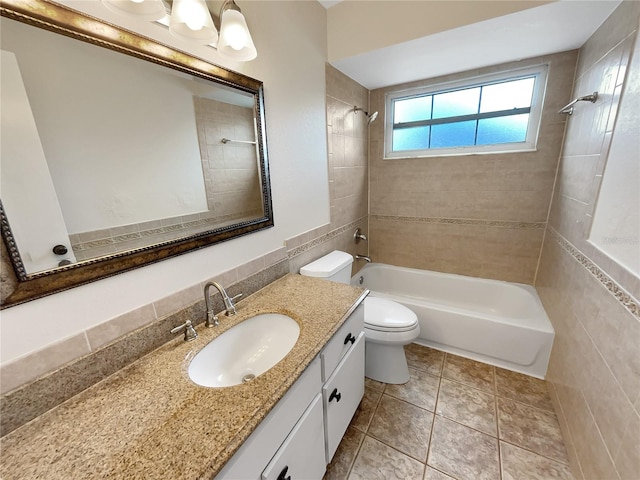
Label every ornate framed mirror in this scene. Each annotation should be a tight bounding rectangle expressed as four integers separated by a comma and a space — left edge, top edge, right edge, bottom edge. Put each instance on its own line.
0, 0, 273, 308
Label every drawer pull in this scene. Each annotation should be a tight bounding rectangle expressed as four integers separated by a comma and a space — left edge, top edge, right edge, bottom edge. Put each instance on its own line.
277, 465, 291, 480
329, 388, 342, 403
344, 333, 355, 345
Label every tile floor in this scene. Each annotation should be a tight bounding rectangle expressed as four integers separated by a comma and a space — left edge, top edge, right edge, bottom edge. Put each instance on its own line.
325, 344, 574, 480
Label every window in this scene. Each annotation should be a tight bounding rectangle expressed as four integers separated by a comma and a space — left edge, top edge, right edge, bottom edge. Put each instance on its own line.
384, 66, 547, 158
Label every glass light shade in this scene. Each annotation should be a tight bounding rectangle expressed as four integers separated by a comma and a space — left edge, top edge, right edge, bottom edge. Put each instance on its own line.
218, 9, 257, 61
102, 0, 166, 21
169, 0, 218, 45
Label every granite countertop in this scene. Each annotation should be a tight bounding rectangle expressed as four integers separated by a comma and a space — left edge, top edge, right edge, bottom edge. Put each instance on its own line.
0, 274, 367, 479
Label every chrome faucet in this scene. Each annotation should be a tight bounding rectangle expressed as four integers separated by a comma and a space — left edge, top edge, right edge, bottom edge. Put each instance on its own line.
355, 255, 371, 263
203, 281, 243, 327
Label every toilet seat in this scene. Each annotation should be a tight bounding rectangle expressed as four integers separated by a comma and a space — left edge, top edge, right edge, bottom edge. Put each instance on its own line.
364, 297, 418, 332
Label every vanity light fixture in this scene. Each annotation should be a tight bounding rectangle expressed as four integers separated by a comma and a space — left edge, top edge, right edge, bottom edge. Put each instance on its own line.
169, 0, 218, 45
104, 0, 257, 60
217, 0, 257, 61
102, 0, 166, 21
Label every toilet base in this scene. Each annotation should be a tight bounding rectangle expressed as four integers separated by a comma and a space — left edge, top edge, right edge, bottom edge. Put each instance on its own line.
364, 341, 410, 384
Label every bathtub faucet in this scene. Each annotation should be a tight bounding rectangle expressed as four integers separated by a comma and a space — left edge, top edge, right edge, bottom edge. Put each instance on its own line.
355, 255, 371, 263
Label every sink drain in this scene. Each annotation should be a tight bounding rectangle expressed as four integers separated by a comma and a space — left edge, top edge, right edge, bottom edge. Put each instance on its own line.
242, 373, 256, 383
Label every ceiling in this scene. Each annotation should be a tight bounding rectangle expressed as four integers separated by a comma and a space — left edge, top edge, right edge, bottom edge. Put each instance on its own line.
321, 1, 621, 90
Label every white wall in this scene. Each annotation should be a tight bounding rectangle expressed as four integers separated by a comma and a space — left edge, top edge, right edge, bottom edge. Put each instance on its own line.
0, 1, 330, 364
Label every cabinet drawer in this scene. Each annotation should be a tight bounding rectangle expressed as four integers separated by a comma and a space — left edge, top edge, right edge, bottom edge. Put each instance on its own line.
321, 303, 364, 382
322, 332, 365, 463
261, 394, 326, 480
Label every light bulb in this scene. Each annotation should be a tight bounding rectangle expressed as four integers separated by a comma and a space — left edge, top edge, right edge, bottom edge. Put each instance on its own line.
182, 2, 204, 31
169, 0, 218, 44
225, 24, 247, 50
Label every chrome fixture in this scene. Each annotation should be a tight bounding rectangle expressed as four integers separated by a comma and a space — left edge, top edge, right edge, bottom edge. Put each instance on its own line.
103, 0, 257, 61
221, 138, 257, 145
204, 281, 243, 327
354, 228, 368, 244
170, 319, 198, 341
354, 106, 379, 125
355, 255, 371, 263
558, 91, 598, 116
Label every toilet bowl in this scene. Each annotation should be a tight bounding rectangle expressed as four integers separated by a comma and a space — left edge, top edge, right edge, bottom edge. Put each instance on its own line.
300, 250, 420, 384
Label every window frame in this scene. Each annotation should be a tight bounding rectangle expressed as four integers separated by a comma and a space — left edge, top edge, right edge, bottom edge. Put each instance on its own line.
383, 65, 549, 159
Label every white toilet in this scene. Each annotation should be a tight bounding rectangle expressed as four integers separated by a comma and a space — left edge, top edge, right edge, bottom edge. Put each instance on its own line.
300, 250, 420, 384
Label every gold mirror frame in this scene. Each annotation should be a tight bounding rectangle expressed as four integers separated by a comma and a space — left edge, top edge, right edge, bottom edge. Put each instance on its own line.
0, 0, 273, 308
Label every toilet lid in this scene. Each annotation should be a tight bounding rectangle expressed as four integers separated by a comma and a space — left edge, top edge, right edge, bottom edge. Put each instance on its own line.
364, 296, 418, 330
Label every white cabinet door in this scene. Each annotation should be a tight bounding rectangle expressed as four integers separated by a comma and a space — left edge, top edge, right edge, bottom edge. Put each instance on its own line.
320, 304, 364, 382
261, 394, 326, 480
216, 358, 322, 480
322, 332, 365, 463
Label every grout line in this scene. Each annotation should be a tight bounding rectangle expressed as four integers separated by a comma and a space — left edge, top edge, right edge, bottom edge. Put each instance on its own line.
425, 375, 442, 471
499, 438, 573, 467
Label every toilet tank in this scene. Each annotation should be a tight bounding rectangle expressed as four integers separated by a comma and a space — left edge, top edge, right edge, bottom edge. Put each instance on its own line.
300, 251, 354, 284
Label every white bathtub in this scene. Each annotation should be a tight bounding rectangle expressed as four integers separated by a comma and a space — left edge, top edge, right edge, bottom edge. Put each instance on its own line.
352, 263, 554, 379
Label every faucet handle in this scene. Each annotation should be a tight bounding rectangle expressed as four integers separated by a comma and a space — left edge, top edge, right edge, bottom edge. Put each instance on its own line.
224, 293, 243, 316
171, 319, 198, 341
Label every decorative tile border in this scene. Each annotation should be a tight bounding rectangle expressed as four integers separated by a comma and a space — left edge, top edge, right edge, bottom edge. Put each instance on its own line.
371, 215, 546, 230
547, 227, 639, 319
71, 208, 263, 256
286, 218, 367, 258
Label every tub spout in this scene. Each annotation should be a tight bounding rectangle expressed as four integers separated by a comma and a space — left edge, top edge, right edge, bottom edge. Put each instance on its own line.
355, 255, 371, 263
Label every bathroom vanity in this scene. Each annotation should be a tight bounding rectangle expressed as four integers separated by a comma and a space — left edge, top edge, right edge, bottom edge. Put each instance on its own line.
0, 274, 367, 479
218, 301, 364, 479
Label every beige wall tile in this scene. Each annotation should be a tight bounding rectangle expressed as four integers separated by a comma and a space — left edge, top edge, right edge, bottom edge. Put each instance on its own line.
152, 283, 202, 319
0, 333, 90, 395
368, 50, 577, 280
86, 304, 156, 350
536, 6, 639, 479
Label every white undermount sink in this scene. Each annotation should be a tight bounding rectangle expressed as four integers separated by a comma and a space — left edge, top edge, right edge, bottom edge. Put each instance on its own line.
188, 313, 300, 388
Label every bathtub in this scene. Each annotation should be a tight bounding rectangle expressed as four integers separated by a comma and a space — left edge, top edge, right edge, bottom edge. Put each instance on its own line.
352, 263, 554, 379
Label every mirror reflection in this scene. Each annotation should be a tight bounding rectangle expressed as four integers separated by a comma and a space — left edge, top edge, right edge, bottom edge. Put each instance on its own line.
1, 15, 265, 276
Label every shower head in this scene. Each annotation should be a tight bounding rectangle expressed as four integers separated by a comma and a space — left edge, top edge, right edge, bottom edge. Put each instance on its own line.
354, 106, 379, 125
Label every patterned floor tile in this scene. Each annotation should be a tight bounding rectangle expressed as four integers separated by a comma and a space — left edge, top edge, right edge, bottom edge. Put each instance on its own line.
365, 377, 386, 392
427, 416, 500, 480
350, 386, 383, 433
423, 466, 456, 479
385, 367, 440, 412
349, 435, 425, 480
436, 377, 497, 436
495, 368, 554, 412
405, 344, 445, 377
368, 394, 434, 462
500, 441, 574, 480
497, 398, 569, 464
442, 354, 495, 393
325, 426, 365, 480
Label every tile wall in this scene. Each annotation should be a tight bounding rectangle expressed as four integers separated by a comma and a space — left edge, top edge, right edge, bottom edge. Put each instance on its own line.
368, 51, 578, 284
536, 2, 640, 479
286, 64, 370, 274
193, 97, 262, 215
